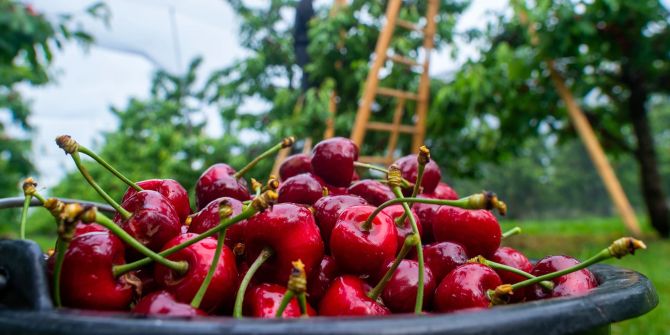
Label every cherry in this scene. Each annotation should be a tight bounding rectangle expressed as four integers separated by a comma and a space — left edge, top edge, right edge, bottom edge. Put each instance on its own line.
132, 290, 206, 317
431, 207, 501, 258
429, 181, 459, 200
380, 204, 423, 254
277, 173, 324, 206
313, 195, 368, 248
54, 231, 134, 310
279, 153, 312, 181
378, 259, 436, 313
412, 194, 442, 243
330, 205, 397, 276
394, 154, 441, 194
306, 255, 340, 305
113, 190, 182, 253
347, 180, 395, 206
311, 137, 358, 187
526, 255, 597, 301
154, 233, 238, 313
434, 263, 502, 313
490, 247, 533, 285
243, 203, 324, 284
244, 283, 317, 318
195, 163, 250, 210
318, 275, 390, 316
188, 197, 247, 250
122, 179, 191, 223
419, 242, 468, 282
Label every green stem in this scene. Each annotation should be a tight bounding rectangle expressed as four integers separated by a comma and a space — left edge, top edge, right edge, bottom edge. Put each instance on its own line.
52, 237, 68, 307
353, 162, 412, 188
367, 233, 419, 301
113, 205, 257, 277
234, 247, 274, 318
71, 152, 132, 220
275, 290, 296, 318
95, 213, 188, 274
502, 226, 522, 239
234, 141, 286, 179
77, 145, 142, 191
20, 195, 31, 239
396, 159, 426, 225
479, 258, 553, 290
32, 192, 46, 204
297, 292, 308, 317
191, 228, 227, 309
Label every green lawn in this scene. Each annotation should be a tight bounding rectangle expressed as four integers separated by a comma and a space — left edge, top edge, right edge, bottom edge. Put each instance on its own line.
501, 217, 669, 335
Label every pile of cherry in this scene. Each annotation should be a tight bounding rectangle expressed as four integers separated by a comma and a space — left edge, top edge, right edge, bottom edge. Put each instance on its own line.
19, 135, 645, 319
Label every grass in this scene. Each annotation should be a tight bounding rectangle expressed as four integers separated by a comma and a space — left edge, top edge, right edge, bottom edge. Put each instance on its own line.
501, 217, 669, 335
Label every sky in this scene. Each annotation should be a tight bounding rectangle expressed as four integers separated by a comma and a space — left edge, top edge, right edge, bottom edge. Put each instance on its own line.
17, 0, 508, 188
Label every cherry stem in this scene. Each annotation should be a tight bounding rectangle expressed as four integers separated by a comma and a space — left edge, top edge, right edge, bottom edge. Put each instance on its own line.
353, 162, 412, 188
77, 145, 142, 192
70, 152, 132, 220
52, 238, 68, 307
471, 256, 553, 290
19, 195, 31, 240
502, 226, 522, 239
297, 293, 308, 317
95, 212, 188, 275
396, 147, 429, 225
368, 233, 420, 301
274, 290, 296, 318
234, 137, 295, 179
113, 205, 258, 276
191, 228, 227, 309
233, 247, 274, 318
32, 192, 46, 204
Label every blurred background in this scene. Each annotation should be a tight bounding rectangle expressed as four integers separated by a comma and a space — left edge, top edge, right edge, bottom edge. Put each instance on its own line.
0, 0, 668, 333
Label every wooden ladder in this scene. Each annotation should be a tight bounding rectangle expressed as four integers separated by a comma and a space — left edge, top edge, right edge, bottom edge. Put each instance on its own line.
350, 0, 439, 165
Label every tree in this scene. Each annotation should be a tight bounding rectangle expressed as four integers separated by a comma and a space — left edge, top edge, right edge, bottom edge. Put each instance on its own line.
431, 0, 670, 236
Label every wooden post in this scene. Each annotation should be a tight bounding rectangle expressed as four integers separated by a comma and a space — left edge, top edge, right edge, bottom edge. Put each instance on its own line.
412, 0, 439, 152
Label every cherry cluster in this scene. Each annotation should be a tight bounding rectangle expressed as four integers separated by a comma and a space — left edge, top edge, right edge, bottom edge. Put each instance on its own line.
22, 136, 645, 319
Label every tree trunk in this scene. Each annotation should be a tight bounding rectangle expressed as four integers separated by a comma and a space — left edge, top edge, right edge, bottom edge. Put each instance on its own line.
629, 86, 670, 237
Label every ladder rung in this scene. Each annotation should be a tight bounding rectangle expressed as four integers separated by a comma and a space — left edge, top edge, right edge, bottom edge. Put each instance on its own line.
396, 19, 422, 32
359, 156, 392, 164
376, 87, 419, 100
388, 54, 420, 67
366, 122, 416, 134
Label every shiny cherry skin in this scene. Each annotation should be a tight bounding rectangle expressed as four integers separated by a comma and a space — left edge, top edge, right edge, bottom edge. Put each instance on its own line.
244, 203, 324, 284
311, 137, 358, 187
277, 173, 324, 206
347, 180, 394, 206
56, 231, 133, 310
154, 233, 238, 313
434, 263, 502, 313
527, 255, 598, 301
432, 207, 501, 258
380, 204, 423, 254
114, 190, 182, 253
188, 197, 246, 250
306, 255, 340, 305
412, 194, 442, 243
244, 283, 317, 318
313, 195, 368, 248
122, 179, 191, 224
394, 154, 442, 194
490, 247, 533, 285
428, 182, 459, 200
330, 205, 397, 276
279, 153, 313, 181
419, 241, 468, 282
195, 163, 250, 210
132, 290, 206, 317
318, 275, 390, 316
379, 259, 436, 313
73, 222, 107, 236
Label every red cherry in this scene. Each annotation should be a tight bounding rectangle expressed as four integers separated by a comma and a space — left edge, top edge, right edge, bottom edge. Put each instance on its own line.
378, 259, 436, 313
55, 231, 133, 310
154, 233, 238, 312
277, 173, 324, 206
279, 153, 313, 181
347, 180, 394, 206
313, 195, 368, 248
132, 290, 206, 317
318, 275, 390, 316
330, 205, 397, 276
113, 190, 182, 253
73, 222, 107, 236
188, 197, 247, 250
122, 179, 192, 223
431, 207, 501, 258
394, 154, 441, 194
527, 255, 597, 301
195, 163, 250, 209
306, 255, 340, 305
412, 193, 442, 243
380, 204, 423, 254
428, 182, 459, 200
244, 283, 317, 318
243, 203, 324, 284
311, 137, 358, 187
434, 263, 502, 313
490, 247, 533, 284
419, 242, 468, 282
